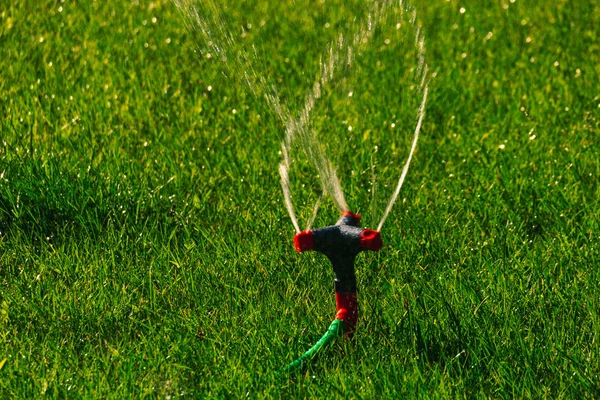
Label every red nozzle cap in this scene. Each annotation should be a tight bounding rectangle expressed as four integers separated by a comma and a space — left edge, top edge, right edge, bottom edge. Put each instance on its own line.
359, 229, 382, 251
342, 211, 361, 222
293, 231, 314, 253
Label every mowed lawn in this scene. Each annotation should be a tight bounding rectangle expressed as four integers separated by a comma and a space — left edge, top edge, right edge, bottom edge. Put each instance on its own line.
1, 0, 599, 398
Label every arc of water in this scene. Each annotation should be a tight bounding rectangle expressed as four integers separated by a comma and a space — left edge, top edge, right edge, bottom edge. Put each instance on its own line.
174, 0, 429, 232
377, 84, 427, 232
173, 0, 320, 229
278, 0, 413, 224
376, 20, 429, 232
279, 165, 301, 233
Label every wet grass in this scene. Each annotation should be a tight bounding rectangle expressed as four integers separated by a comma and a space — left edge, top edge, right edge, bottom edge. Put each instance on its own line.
1, 0, 599, 398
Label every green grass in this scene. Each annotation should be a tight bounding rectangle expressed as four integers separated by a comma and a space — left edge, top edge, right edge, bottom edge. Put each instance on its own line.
1, 0, 599, 397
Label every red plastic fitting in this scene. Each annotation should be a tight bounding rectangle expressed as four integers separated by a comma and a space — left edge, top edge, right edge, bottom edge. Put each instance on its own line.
359, 229, 382, 251
335, 292, 358, 335
341, 210, 361, 223
293, 230, 314, 252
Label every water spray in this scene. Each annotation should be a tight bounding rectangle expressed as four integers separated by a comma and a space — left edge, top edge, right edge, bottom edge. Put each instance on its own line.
174, 0, 429, 374
281, 211, 382, 372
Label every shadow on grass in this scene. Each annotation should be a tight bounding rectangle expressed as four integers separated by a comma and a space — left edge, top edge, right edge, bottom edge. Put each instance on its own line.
0, 160, 178, 247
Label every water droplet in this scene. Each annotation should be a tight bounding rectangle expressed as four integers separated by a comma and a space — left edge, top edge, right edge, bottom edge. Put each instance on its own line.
459, 7, 466, 14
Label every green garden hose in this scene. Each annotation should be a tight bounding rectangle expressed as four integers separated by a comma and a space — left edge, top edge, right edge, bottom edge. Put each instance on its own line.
280, 212, 382, 373
282, 319, 345, 373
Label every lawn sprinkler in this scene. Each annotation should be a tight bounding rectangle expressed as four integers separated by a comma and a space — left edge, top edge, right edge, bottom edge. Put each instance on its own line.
282, 211, 382, 372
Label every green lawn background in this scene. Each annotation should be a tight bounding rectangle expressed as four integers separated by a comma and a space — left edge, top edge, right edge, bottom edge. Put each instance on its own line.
0, 0, 599, 397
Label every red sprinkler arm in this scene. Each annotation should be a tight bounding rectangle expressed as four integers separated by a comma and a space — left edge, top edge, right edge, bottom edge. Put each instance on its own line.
293, 212, 382, 334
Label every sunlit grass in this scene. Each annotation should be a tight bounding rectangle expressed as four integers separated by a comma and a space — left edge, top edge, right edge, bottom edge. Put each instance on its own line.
1, 0, 599, 398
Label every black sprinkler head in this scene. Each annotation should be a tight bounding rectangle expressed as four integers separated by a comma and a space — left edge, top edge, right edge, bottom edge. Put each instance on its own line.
293, 211, 382, 293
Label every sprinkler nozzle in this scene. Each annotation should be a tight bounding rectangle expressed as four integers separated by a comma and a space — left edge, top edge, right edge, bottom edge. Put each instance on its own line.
292, 212, 382, 334
359, 229, 383, 251
294, 231, 314, 252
